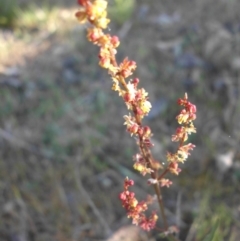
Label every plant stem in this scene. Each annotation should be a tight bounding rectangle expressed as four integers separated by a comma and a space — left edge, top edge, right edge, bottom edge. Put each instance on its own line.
153, 181, 168, 230
158, 167, 169, 181
138, 136, 169, 231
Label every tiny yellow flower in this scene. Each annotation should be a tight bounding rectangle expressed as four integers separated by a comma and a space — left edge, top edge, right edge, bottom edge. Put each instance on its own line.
140, 100, 152, 114
95, 17, 110, 29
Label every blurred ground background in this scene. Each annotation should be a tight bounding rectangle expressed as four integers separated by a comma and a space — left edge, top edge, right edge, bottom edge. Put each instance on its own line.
0, 0, 240, 240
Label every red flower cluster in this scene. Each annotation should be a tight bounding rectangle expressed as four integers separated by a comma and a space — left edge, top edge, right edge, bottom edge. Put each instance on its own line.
176, 94, 197, 124
166, 93, 196, 175
119, 178, 158, 231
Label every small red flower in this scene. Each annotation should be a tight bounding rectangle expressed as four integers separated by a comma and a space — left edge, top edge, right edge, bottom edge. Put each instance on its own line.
168, 162, 181, 175
119, 58, 137, 78
87, 28, 103, 43
77, 0, 88, 7
111, 36, 120, 48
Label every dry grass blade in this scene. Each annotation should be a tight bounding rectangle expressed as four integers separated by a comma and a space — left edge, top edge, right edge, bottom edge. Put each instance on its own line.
72, 161, 112, 237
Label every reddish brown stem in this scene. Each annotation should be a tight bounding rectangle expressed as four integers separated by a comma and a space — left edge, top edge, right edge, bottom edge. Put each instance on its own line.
139, 141, 169, 230
158, 168, 170, 181
153, 178, 168, 230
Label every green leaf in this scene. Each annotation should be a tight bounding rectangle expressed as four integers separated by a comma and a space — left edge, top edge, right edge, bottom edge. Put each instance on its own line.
202, 219, 219, 241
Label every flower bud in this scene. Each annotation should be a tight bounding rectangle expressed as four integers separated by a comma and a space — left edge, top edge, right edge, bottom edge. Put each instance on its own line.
123, 93, 131, 103
128, 123, 139, 135
119, 192, 126, 200
138, 127, 143, 136
111, 36, 120, 48
99, 56, 110, 69
143, 126, 151, 137
136, 107, 144, 116
132, 78, 139, 87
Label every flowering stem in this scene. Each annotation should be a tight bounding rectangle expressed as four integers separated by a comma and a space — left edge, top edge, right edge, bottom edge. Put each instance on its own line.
75, 0, 196, 237
140, 141, 168, 229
